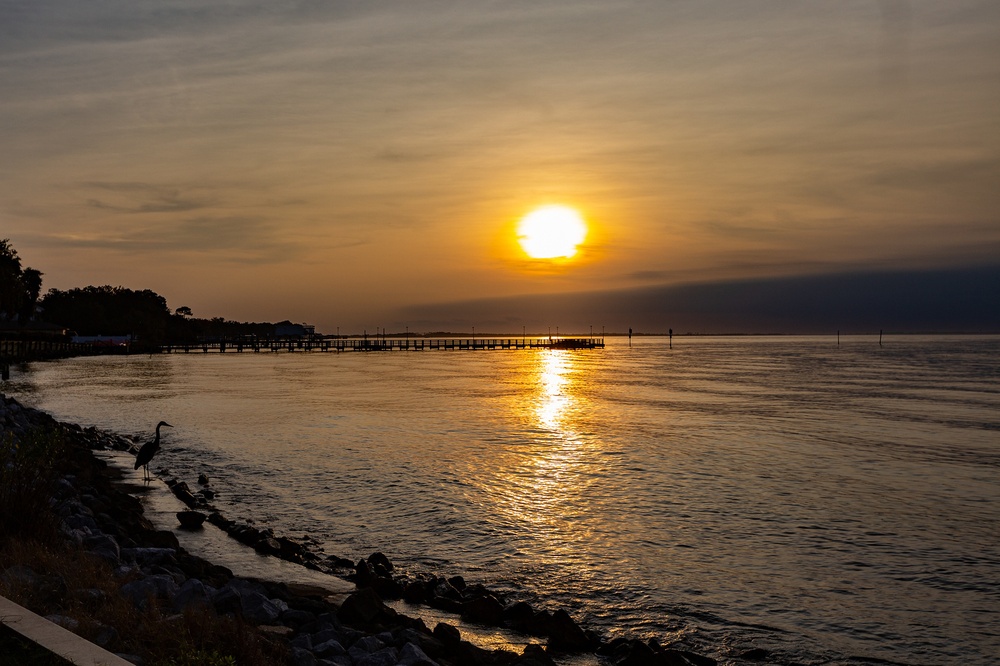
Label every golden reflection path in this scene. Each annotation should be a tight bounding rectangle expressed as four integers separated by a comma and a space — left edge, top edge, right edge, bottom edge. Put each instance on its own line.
482, 350, 604, 564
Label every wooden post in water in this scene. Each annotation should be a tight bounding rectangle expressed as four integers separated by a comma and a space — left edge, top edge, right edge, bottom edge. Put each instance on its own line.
669, 328, 673, 350
837, 330, 840, 347
879, 329, 883, 347
629, 327, 632, 348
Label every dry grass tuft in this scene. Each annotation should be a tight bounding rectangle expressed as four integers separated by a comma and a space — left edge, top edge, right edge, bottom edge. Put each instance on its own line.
1, 537, 288, 665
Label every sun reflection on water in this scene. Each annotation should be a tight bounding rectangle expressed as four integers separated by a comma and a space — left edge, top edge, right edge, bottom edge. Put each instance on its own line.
481, 350, 603, 564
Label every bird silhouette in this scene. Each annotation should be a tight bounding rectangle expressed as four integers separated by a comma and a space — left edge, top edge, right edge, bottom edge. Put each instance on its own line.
134, 421, 172, 482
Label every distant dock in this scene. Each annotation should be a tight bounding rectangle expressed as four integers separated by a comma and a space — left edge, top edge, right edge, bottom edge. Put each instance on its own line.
159, 336, 605, 354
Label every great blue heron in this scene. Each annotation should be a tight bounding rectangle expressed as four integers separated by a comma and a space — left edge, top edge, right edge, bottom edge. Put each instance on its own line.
134, 421, 172, 481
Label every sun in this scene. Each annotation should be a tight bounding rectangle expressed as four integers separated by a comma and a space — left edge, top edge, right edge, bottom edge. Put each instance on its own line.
517, 205, 588, 259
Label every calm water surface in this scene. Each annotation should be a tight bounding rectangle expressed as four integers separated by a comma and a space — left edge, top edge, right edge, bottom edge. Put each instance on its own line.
7, 335, 1000, 665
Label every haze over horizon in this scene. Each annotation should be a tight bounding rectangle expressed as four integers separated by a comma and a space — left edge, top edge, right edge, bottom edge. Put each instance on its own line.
3, 1, 998, 333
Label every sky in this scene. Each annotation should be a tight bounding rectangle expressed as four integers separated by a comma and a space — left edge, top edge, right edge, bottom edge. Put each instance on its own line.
2, 1, 998, 333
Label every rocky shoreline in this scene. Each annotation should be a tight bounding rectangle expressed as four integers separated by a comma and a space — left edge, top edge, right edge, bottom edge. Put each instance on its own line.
0, 394, 723, 666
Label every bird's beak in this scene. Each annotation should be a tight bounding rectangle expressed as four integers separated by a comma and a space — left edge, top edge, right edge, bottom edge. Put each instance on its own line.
164, 423, 174, 428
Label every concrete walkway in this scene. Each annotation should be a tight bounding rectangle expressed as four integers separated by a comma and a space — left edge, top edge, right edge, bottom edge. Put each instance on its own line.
0, 593, 133, 665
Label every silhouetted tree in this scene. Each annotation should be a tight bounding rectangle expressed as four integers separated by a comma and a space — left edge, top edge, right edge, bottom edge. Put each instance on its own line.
40, 286, 171, 346
0, 239, 44, 325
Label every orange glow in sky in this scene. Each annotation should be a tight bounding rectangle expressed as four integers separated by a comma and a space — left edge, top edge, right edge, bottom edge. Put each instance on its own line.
1, 2, 997, 332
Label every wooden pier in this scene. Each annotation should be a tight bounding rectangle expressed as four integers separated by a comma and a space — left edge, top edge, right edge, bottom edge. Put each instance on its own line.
159, 337, 604, 354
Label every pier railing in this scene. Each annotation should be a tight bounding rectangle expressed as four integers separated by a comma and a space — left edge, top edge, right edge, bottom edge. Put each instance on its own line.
0, 339, 100, 380
159, 337, 605, 354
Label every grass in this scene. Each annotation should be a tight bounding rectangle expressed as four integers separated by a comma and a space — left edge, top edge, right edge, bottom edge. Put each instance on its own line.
0, 428, 290, 666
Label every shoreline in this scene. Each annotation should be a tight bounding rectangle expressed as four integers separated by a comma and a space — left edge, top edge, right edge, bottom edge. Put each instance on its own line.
0, 393, 723, 666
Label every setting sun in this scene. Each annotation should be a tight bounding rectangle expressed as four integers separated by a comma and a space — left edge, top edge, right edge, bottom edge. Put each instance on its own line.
517, 206, 588, 259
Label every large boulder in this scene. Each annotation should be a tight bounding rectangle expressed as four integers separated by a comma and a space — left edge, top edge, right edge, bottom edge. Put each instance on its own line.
546, 609, 592, 652
337, 587, 392, 627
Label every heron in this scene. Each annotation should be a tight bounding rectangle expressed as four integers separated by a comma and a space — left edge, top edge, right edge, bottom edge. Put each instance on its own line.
134, 421, 173, 482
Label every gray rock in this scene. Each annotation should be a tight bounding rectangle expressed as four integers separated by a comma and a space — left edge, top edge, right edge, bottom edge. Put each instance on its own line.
173, 578, 213, 612
352, 647, 398, 666
398, 642, 438, 666
2, 564, 38, 588
241, 590, 284, 624
351, 635, 386, 654
319, 658, 351, 666
211, 583, 243, 615
282, 608, 317, 628
93, 624, 120, 648
120, 574, 178, 610
45, 614, 79, 631
64, 513, 99, 532
84, 533, 121, 565
314, 638, 347, 658
312, 627, 343, 646
291, 647, 317, 666
290, 633, 313, 651
121, 547, 177, 567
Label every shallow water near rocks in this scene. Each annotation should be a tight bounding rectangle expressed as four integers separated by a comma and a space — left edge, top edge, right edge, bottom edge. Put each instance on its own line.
8, 335, 1000, 665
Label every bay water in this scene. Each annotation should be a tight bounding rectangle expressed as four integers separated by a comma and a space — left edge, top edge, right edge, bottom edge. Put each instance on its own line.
6, 335, 999, 665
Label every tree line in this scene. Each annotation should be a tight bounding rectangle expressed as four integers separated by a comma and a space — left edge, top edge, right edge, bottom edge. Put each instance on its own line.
0, 239, 291, 348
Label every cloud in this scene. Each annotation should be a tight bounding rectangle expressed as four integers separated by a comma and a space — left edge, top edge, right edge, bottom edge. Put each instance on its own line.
82, 182, 210, 215
396, 265, 1000, 334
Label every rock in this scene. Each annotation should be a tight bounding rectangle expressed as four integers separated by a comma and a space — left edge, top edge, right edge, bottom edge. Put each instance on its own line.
282, 609, 317, 628
368, 551, 393, 572
355, 559, 374, 585
241, 590, 286, 624
198, 473, 210, 485
398, 642, 438, 666
353, 647, 399, 666
547, 609, 592, 652
662, 649, 717, 666
83, 533, 121, 563
45, 614, 79, 631
120, 575, 178, 610
447, 575, 466, 591
403, 579, 430, 603
325, 555, 355, 569
337, 587, 390, 626
617, 639, 659, 666
517, 644, 556, 666
176, 510, 207, 529
211, 584, 243, 615
314, 638, 347, 658
208, 512, 232, 528
142, 530, 181, 549
462, 594, 505, 626
121, 547, 177, 567
291, 647, 317, 666
93, 624, 119, 648
503, 601, 535, 630
1, 565, 39, 588
527, 610, 554, 637
173, 578, 213, 611
254, 536, 282, 555
371, 575, 404, 600
170, 481, 197, 507
432, 622, 461, 645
